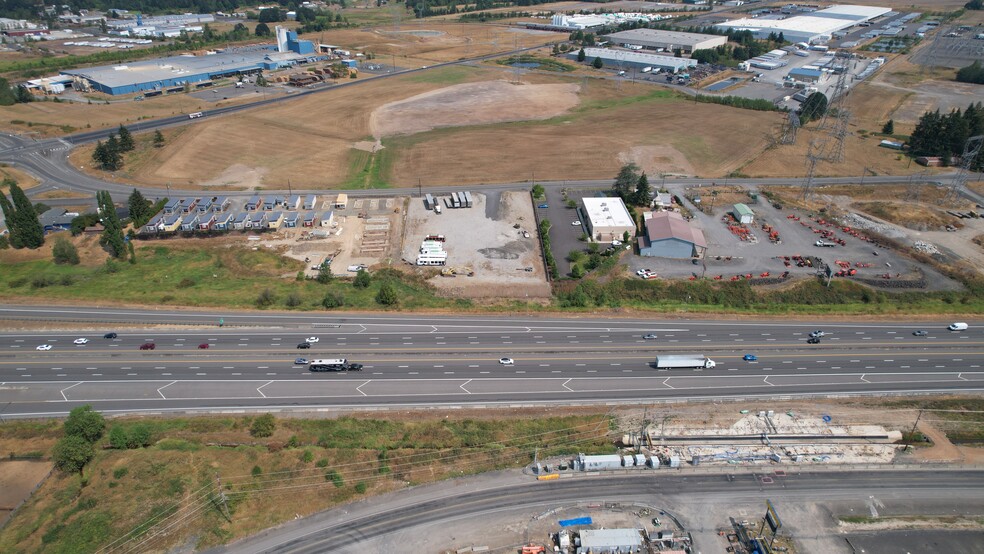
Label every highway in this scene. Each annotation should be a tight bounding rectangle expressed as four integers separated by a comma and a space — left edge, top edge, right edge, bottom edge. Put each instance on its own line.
0, 306, 981, 417
198, 470, 984, 554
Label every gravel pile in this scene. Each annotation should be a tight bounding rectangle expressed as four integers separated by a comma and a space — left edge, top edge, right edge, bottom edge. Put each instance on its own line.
912, 241, 941, 255
843, 213, 906, 239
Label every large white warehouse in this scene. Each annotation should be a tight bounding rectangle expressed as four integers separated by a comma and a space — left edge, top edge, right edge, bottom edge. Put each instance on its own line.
714, 4, 892, 44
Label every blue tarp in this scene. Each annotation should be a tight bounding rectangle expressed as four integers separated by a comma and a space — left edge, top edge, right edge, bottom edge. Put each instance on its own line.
559, 517, 592, 527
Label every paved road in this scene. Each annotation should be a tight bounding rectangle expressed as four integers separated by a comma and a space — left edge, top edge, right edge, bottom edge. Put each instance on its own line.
196, 470, 984, 554
0, 306, 980, 417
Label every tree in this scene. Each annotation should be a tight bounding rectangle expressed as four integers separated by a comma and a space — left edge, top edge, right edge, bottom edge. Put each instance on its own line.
0, 77, 16, 106
8, 181, 43, 248
882, 119, 894, 135
613, 163, 640, 200
14, 85, 33, 104
92, 140, 109, 169
375, 282, 398, 305
97, 190, 126, 260
0, 185, 20, 248
250, 413, 277, 437
956, 60, 984, 84
255, 22, 271, 37
966, 0, 983, 9
570, 264, 585, 279
52, 236, 80, 265
577, 48, 586, 62
798, 92, 828, 123
109, 426, 129, 449
129, 424, 151, 447
64, 405, 105, 442
117, 124, 134, 152
316, 263, 333, 284
634, 173, 651, 206
322, 293, 344, 309
531, 183, 545, 199
153, 130, 165, 148
127, 188, 150, 226
52, 436, 94, 475
777, 32, 785, 44
592, 56, 603, 69
353, 269, 372, 288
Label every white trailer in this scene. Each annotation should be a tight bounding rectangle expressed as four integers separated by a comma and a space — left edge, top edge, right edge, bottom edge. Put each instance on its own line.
462, 191, 473, 208
641, 66, 653, 73
654, 355, 716, 369
424, 193, 435, 210
451, 192, 461, 208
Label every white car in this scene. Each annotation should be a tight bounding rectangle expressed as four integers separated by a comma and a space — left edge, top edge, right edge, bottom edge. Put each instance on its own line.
571, 221, 581, 226
74, 338, 89, 345
36, 344, 52, 351
305, 337, 319, 343
636, 269, 647, 276
498, 357, 515, 365
612, 240, 622, 246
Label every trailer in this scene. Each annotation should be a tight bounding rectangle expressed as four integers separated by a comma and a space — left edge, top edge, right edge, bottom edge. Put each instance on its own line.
451, 192, 461, 208
641, 66, 653, 73
462, 191, 473, 208
424, 193, 435, 210
654, 355, 716, 369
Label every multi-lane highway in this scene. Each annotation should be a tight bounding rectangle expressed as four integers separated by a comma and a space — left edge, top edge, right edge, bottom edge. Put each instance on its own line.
0, 306, 980, 417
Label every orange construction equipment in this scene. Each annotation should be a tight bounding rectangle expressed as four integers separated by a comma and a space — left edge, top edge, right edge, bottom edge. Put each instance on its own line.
522, 545, 546, 554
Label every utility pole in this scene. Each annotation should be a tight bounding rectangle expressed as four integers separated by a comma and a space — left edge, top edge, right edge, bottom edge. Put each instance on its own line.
287, 178, 292, 196
903, 409, 924, 453
417, 177, 422, 198
214, 473, 231, 521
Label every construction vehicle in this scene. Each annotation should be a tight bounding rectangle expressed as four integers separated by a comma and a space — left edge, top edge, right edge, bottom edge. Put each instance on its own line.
521, 545, 545, 554
440, 266, 474, 277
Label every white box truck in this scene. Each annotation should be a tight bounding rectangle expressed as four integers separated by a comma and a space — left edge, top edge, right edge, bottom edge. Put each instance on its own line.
641, 66, 653, 73
654, 355, 716, 369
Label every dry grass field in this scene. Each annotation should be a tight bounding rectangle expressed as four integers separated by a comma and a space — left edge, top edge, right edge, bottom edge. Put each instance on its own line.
0, 165, 40, 189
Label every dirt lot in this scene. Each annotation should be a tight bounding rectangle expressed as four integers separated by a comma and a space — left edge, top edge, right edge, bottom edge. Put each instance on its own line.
400, 191, 551, 298
370, 80, 580, 137
0, 460, 52, 526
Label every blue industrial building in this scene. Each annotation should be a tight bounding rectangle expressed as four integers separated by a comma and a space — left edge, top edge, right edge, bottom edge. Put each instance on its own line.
637, 210, 707, 259
62, 25, 321, 95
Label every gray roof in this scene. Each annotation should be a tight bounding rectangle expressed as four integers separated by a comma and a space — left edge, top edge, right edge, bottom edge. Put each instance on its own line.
604, 28, 725, 47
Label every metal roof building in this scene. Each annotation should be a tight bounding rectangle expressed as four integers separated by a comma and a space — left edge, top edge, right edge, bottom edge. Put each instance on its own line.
577, 529, 644, 554
714, 4, 892, 44
581, 196, 635, 243
603, 29, 727, 54
638, 210, 707, 259
569, 47, 697, 73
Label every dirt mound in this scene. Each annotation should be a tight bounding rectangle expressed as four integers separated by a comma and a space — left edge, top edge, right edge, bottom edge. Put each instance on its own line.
370, 80, 580, 138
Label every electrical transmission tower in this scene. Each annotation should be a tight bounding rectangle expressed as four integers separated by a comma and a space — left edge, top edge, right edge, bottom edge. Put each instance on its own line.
944, 135, 984, 204
780, 112, 800, 145
826, 67, 851, 162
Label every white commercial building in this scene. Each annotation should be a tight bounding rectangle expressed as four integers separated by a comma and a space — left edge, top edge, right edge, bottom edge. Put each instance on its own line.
582, 196, 635, 242
714, 4, 892, 44
550, 13, 670, 30
570, 47, 698, 73
603, 28, 727, 54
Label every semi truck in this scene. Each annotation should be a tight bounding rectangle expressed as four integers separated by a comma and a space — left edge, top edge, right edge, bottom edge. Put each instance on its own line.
654, 355, 716, 369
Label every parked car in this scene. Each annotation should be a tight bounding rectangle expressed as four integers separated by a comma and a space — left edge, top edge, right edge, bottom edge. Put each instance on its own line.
198, 343, 210, 349
743, 354, 758, 361
498, 357, 515, 365
643, 334, 658, 340
807, 337, 821, 344
36, 344, 52, 351
139, 343, 156, 350
537, 204, 548, 209
912, 330, 928, 336
305, 337, 320, 343
809, 330, 826, 338
74, 338, 89, 345
103, 332, 118, 339
297, 342, 311, 349
571, 221, 581, 226
295, 358, 309, 365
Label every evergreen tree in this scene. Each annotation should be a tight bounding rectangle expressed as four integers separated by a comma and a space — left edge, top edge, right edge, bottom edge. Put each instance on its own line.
92, 140, 109, 170
9, 181, 43, 248
882, 119, 894, 135
0, 77, 15, 106
799, 92, 828, 123
612, 163, 640, 200
153, 130, 165, 148
592, 56, 603, 69
14, 85, 33, 103
375, 282, 398, 305
255, 22, 271, 37
97, 190, 126, 260
117, 124, 134, 152
577, 48, 586, 62
127, 188, 150, 226
0, 184, 20, 248
634, 173, 651, 206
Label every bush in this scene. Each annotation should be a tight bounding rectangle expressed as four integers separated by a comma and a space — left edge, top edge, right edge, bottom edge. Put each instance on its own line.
354, 482, 368, 494
353, 269, 371, 288
52, 436, 94, 474
285, 292, 302, 307
176, 277, 196, 288
326, 470, 344, 487
113, 467, 128, 479
316, 458, 329, 468
255, 288, 276, 308
251, 465, 262, 477
301, 449, 314, 463
321, 293, 344, 309
108, 426, 128, 449
250, 413, 276, 437
31, 276, 55, 289
375, 282, 398, 305
52, 237, 80, 265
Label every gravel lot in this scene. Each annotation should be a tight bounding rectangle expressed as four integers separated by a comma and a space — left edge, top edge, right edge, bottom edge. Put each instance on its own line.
401, 192, 550, 298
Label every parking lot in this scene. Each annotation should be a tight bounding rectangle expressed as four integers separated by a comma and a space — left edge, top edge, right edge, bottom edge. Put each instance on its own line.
535, 188, 600, 277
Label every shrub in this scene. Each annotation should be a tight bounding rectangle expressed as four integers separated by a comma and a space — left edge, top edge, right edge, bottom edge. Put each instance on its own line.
285, 292, 302, 307
301, 449, 314, 463
176, 277, 196, 288
255, 288, 276, 308
353, 269, 371, 288
286, 435, 300, 448
52, 237, 80, 265
322, 293, 344, 309
375, 282, 398, 305
250, 413, 276, 437
326, 470, 344, 487
354, 482, 367, 494
252, 465, 262, 477
31, 276, 55, 289
113, 467, 128, 479
108, 426, 128, 449
316, 458, 329, 468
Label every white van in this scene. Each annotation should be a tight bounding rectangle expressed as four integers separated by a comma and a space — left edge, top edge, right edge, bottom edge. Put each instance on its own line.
948, 322, 968, 331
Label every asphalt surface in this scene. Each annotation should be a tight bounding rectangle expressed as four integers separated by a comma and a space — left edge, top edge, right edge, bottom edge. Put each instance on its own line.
196, 470, 984, 554
0, 306, 981, 417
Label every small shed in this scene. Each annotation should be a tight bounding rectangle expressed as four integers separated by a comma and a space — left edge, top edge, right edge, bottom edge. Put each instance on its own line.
284, 195, 301, 210
283, 212, 300, 228
321, 210, 335, 227
232, 212, 249, 230
267, 211, 284, 230
733, 203, 755, 224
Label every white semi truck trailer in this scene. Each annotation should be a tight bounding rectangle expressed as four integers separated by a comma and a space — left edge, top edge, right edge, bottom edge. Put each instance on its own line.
654, 355, 716, 369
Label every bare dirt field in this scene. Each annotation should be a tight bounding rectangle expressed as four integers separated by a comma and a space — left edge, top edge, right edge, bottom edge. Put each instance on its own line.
0, 460, 52, 526
400, 191, 551, 298
370, 80, 581, 137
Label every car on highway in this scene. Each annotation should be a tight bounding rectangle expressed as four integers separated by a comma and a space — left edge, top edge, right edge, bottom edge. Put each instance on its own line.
36, 344, 52, 351
498, 357, 514, 365
537, 204, 548, 209
306, 337, 320, 343
806, 337, 821, 344
912, 330, 928, 336
294, 358, 309, 365
743, 354, 758, 361
198, 343, 210, 349
809, 330, 826, 338
643, 334, 658, 340
571, 221, 581, 226
345, 363, 363, 371
103, 332, 118, 339
139, 343, 156, 350
297, 342, 311, 349
74, 338, 89, 345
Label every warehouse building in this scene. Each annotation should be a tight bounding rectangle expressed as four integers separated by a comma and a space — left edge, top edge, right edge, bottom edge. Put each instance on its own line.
788, 67, 823, 83
577, 529, 644, 554
638, 210, 707, 259
581, 196, 635, 243
61, 26, 319, 95
603, 29, 727, 55
714, 5, 892, 44
568, 48, 697, 73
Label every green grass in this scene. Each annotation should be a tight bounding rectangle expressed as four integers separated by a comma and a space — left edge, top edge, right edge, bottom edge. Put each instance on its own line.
406, 66, 476, 85
496, 55, 576, 72
342, 145, 395, 189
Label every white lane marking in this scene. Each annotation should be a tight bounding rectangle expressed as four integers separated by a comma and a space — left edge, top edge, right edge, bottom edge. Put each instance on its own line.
154, 366, 165, 370
443, 371, 454, 375
398, 365, 408, 368
232, 373, 242, 376
356, 381, 370, 396
562, 379, 573, 392
434, 365, 444, 368
468, 365, 479, 368
126, 373, 136, 376
861, 374, 870, 383
408, 371, 418, 375
480, 371, 490, 374
162, 373, 172, 376
190, 367, 199, 370
552, 370, 562, 373
256, 381, 274, 398
196, 373, 206, 376
157, 381, 176, 399
460, 379, 472, 394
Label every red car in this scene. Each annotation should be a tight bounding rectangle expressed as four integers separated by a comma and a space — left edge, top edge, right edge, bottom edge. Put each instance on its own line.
139, 343, 156, 350
198, 343, 210, 349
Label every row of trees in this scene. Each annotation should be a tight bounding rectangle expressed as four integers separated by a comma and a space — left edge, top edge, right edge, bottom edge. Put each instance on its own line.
92, 124, 135, 171
908, 102, 984, 168
0, 179, 44, 249
612, 163, 652, 206
0, 77, 33, 105
956, 60, 984, 85
52, 405, 105, 475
